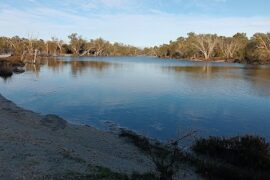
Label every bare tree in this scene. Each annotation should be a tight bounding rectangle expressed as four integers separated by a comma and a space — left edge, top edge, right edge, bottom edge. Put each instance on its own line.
51, 37, 64, 55
25, 35, 41, 63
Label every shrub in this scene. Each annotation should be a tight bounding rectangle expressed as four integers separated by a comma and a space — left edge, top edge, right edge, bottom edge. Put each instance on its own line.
192, 135, 270, 170
119, 129, 185, 180
191, 135, 270, 180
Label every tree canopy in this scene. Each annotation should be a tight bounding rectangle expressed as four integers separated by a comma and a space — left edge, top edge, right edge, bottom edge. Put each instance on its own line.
143, 32, 270, 64
1, 32, 270, 64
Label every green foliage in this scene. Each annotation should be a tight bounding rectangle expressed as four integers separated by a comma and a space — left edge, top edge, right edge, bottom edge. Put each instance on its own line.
245, 33, 270, 64
1, 32, 270, 64
0, 34, 142, 58
145, 32, 270, 64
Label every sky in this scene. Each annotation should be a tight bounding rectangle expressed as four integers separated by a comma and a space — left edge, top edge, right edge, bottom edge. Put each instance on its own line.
0, 0, 270, 47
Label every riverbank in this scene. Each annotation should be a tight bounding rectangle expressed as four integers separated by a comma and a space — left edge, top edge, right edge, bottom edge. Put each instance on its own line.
156, 55, 270, 65
0, 94, 201, 179
0, 94, 155, 178
157, 56, 244, 63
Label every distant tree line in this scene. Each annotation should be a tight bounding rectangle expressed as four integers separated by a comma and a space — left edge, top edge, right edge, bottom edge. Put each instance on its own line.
1, 32, 270, 64
143, 32, 270, 64
0, 33, 142, 62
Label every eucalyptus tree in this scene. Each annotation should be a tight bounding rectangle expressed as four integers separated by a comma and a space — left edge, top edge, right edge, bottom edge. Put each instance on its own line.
232, 33, 248, 60
68, 33, 86, 55
192, 34, 219, 60
1, 32, 270, 64
45, 39, 58, 56
253, 33, 270, 52
51, 37, 64, 55
219, 37, 237, 59
91, 38, 108, 56
246, 33, 270, 64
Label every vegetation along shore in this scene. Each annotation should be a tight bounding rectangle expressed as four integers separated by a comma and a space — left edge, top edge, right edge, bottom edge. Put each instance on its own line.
1, 32, 270, 64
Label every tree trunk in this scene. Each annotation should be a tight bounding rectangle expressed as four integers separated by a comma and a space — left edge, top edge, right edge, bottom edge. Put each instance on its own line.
33, 49, 38, 63
21, 51, 26, 61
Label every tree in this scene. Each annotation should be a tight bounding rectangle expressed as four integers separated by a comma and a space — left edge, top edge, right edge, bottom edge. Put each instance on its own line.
68, 33, 86, 55
192, 34, 219, 60
219, 37, 239, 60
246, 33, 270, 64
232, 33, 248, 60
51, 37, 64, 55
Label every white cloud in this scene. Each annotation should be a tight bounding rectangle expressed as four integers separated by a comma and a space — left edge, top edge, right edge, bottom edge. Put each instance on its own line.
0, 1, 269, 46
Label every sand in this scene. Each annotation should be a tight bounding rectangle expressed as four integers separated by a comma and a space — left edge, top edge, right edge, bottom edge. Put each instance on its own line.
0, 94, 156, 179
0, 94, 202, 180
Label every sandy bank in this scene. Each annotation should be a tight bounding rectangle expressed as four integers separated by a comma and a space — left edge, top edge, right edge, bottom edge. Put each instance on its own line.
0, 94, 155, 179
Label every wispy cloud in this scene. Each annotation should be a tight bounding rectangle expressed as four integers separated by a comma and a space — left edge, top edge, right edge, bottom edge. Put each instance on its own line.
0, 0, 269, 46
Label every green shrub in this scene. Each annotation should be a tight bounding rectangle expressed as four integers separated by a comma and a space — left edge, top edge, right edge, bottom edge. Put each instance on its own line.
191, 135, 270, 180
192, 135, 270, 170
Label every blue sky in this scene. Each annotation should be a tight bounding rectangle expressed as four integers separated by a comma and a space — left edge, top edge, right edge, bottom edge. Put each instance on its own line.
0, 0, 270, 47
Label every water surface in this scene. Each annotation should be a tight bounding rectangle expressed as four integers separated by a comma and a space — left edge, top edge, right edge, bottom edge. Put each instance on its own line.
1, 56, 270, 140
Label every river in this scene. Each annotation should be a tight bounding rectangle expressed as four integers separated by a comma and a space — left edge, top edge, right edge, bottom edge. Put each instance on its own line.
1, 56, 270, 140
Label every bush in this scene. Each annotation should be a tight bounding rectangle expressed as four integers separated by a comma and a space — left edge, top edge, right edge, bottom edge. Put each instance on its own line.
192, 135, 270, 170
191, 135, 270, 180
119, 129, 184, 180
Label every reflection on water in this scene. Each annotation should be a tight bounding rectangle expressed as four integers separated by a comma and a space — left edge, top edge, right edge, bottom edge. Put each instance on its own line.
25, 58, 121, 76
0, 57, 270, 140
163, 65, 242, 80
243, 67, 270, 97
163, 64, 240, 73
163, 64, 270, 97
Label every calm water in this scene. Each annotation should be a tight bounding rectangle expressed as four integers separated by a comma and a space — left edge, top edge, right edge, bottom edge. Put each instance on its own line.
1, 56, 270, 140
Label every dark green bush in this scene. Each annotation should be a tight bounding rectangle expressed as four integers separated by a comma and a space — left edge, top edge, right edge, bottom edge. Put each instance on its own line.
192, 135, 270, 170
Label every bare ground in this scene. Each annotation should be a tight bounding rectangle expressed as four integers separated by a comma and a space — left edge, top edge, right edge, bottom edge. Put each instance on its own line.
0, 94, 157, 179
0, 94, 201, 179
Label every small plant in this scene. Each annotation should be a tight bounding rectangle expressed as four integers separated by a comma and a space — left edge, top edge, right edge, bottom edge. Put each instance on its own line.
119, 129, 197, 180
